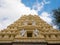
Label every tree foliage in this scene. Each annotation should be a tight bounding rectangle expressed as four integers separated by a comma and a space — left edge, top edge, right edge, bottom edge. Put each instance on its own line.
53, 8, 60, 29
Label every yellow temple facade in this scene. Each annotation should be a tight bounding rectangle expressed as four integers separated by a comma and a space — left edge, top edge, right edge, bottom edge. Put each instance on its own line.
0, 15, 60, 45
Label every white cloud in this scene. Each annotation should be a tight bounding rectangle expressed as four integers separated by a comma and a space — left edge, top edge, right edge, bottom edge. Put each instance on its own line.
0, 0, 57, 30
0, 24, 3, 30
32, 0, 50, 12
32, 0, 51, 25
40, 12, 58, 29
32, 0, 52, 25
0, 0, 38, 30
53, 25, 58, 29
40, 12, 52, 24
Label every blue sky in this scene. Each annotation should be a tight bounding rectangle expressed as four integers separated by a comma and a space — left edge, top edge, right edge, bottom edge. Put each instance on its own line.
22, 0, 60, 13
0, 0, 60, 30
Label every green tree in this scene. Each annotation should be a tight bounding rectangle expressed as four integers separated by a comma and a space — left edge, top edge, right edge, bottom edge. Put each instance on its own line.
53, 8, 60, 30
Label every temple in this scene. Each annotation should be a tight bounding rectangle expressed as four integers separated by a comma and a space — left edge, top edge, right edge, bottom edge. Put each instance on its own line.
0, 15, 60, 45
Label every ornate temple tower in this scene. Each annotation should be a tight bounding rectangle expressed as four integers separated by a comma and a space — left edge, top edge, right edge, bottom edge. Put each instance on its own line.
0, 15, 60, 45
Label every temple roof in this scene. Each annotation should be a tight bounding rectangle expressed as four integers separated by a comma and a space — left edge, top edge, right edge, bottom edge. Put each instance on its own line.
0, 15, 60, 43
